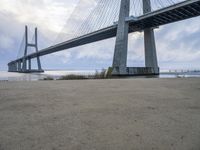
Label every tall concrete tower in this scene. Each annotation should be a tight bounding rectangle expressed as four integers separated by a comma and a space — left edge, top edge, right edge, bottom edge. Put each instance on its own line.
143, 0, 159, 73
112, 0, 130, 75
21, 26, 43, 73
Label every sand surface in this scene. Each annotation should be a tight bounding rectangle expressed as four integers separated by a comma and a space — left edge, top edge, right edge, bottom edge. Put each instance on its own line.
0, 78, 200, 150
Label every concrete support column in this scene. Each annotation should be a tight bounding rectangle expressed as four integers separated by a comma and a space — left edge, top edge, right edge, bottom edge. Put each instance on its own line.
28, 59, 31, 71
14, 63, 16, 72
14, 62, 17, 71
35, 28, 42, 71
22, 58, 27, 72
12, 64, 14, 72
143, 0, 159, 73
13, 63, 16, 71
20, 60, 22, 72
15, 63, 17, 71
10, 64, 13, 72
22, 26, 28, 72
10, 65, 12, 72
37, 56, 42, 71
144, 28, 158, 68
18, 61, 22, 72
12, 63, 15, 72
9, 64, 12, 72
9, 65, 11, 72
14, 63, 17, 71
13, 64, 15, 71
112, 0, 130, 75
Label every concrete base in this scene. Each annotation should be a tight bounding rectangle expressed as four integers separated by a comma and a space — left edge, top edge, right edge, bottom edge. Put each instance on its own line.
20, 70, 44, 73
9, 70, 44, 73
126, 67, 159, 75
109, 67, 159, 76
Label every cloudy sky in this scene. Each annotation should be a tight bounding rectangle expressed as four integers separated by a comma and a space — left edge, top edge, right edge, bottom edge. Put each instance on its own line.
0, 0, 200, 71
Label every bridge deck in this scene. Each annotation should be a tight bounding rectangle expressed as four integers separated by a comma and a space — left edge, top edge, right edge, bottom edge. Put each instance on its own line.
9, 0, 200, 65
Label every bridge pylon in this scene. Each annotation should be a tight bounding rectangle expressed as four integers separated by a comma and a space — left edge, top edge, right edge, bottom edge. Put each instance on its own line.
111, 0, 159, 76
8, 26, 43, 73
21, 26, 43, 73
143, 0, 159, 74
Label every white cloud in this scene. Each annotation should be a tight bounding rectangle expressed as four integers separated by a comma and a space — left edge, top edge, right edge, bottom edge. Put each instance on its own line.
75, 39, 115, 60
51, 51, 72, 64
0, 0, 77, 33
0, 34, 14, 50
155, 17, 200, 63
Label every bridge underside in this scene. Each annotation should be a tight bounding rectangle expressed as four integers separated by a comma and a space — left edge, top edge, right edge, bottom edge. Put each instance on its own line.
131, 0, 200, 29
8, 0, 200, 75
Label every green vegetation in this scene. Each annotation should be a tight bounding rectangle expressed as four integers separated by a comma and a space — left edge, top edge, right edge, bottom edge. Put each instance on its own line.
92, 69, 107, 79
58, 69, 112, 80
58, 74, 88, 80
41, 69, 114, 81
42, 76, 54, 80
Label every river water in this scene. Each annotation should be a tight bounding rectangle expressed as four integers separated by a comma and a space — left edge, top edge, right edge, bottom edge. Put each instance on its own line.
0, 70, 200, 81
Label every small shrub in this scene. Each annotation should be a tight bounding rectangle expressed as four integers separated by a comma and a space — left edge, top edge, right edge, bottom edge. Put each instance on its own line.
93, 69, 107, 79
57, 69, 113, 80
58, 74, 88, 80
42, 76, 54, 80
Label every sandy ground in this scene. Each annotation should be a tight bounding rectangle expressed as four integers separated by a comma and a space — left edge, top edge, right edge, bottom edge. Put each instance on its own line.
0, 78, 200, 150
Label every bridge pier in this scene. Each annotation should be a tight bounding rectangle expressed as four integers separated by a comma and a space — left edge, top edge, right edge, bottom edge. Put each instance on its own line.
112, 0, 130, 75
37, 56, 42, 71
111, 0, 159, 76
8, 63, 12, 72
14, 63, 17, 72
12, 64, 14, 72
35, 28, 42, 72
9, 62, 17, 72
143, 0, 159, 74
28, 59, 31, 71
22, 59, 27, 72
9, 64, 12, 72
18, 60, 22, 72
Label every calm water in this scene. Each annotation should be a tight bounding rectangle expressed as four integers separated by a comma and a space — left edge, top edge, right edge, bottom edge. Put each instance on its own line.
0, 70, 200, 81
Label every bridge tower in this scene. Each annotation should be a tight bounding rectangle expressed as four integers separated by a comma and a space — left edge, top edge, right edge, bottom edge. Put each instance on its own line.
8, 26, 43, 73
112, 0, 159, 76
112, 0, 130, 75
143, 0, 159, 74
21, 26, 43, 73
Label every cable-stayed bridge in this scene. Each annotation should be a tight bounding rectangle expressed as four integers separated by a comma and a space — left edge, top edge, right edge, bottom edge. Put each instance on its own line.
8, 0, 200, 75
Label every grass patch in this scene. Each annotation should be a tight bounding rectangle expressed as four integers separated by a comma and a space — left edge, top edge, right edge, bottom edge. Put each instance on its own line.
41, 69, 113, 81
57, 69, 112, 80
42, 76, 54, 80
58, 74, 88, 80
92, 69, 107, 79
